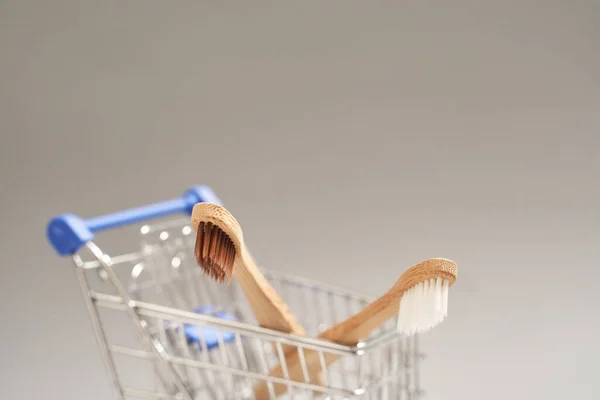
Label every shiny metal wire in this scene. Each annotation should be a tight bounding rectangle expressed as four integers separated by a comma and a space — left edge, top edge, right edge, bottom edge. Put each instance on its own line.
71, 218, 423, 399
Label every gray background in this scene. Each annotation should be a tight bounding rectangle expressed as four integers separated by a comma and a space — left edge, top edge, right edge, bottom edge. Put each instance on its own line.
1, 1, 599, 399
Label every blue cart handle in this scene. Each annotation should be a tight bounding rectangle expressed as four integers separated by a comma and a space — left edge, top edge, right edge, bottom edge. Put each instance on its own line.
47, 185, 221, 257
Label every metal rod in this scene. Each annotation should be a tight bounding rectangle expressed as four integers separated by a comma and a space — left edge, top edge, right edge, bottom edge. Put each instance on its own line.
74, 266, 125, 400
85, 242, 193, 400
275, 341, 294, 397
318, 350, 330, 388
256, 339, 277, 399
122, 387, 170, 399
112, 345, 353, 396
90, 291, 356, 355
297, 347, 311, 384
234, 333, 254, 398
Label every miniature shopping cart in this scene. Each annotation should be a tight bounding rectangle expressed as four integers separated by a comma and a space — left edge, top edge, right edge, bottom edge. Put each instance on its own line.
47, 185, 425, 400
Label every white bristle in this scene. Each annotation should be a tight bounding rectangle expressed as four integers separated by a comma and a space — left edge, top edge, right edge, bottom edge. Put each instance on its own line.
396, 277, 451, 336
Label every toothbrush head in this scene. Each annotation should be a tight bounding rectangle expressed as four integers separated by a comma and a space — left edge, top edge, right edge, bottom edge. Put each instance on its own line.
190, 202, 244, 284
395, 258, 457, 336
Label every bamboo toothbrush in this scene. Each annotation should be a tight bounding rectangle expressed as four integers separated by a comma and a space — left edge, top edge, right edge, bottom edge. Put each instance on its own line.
253, 257, 458, 399
190, 202, 306, 336
191, 202, 328, 390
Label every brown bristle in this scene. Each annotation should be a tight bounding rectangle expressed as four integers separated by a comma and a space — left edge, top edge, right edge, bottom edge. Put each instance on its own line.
194, 222, 236, 283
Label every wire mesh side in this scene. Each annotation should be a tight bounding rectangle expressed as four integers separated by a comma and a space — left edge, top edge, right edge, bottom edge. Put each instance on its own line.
92, 294, 422, 399
72, 218, 423, 399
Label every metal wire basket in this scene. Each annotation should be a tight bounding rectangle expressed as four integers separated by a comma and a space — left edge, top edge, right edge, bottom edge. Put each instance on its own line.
47, 186, 424, 400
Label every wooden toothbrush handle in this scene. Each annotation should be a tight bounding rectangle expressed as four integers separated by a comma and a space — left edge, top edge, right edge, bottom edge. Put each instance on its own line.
253, 257, 457, 399
235, 249, 330, 391
236, 249, 329, 394
253, 289, 403, 399
234, 249, 306, 336
254, 347, 339, 399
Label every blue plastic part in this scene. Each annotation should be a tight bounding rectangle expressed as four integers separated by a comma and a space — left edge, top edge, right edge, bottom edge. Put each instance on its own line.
47, 185, 222, 256
181, 306, 238, 349
47, 214, 95, 257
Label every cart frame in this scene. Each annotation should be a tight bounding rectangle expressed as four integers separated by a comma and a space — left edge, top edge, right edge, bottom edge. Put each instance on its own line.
47, 186, 424, 400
